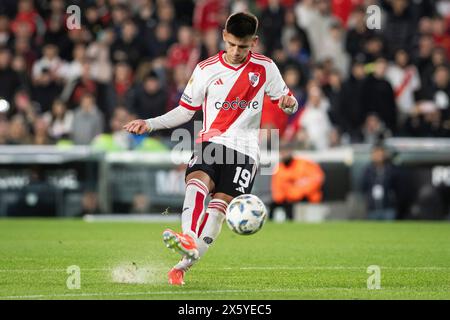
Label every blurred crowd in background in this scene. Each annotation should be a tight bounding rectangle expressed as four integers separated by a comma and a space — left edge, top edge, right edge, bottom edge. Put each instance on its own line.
0, 0, 449, 151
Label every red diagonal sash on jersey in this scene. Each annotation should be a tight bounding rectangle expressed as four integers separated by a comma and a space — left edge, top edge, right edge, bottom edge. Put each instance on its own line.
198, 62, 266, 142
395, 68, 414, 98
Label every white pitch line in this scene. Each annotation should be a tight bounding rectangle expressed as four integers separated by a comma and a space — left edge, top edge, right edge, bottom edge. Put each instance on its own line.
0, 266, 449, 273
2, 287, 450, 300
1, 288, 293, 299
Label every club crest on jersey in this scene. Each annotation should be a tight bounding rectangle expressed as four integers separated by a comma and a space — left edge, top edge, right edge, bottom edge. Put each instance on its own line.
248, 72, 260, 87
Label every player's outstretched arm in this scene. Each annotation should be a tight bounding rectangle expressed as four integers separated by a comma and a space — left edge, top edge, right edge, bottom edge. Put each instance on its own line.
123, 106, 196, 134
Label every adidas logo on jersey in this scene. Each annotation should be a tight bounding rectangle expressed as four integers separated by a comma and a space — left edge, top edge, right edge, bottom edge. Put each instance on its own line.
235, 186, 245, 193
213, 78, 224, 85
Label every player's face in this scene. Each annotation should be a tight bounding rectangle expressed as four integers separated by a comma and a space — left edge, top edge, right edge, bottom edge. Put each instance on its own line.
222, 31, 257, 64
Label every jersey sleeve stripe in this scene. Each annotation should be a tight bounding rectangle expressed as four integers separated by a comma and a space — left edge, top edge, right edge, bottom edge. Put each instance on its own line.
199, 53, 219, 64
198, 54, 219, 67
180, 100, 202, 111
200, 58, 219, 69
252, 52, 271, 59
252, 56, 272, 63
251, 53, 272, 63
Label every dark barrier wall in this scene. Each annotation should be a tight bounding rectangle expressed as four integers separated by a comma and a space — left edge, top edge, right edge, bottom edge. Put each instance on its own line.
0, 146, 100, 217
0, 139, 449, 219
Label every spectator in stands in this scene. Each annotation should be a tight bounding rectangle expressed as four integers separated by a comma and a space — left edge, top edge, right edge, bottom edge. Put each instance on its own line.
42, 99, 73, 142
198, 29, 220, 61
320, 22, 349, 78
431, 15, 450, 60
167, 25, 199, 72
11, 89, 39, 129
386, 49, 421, 121
156, 1, 179, 32
0, 46, 21, 103
361, 57, 398, 133
270, 143, 325, 221
147, 22, 176, 60
322, 69, 343, 132
421, 65, 450, 115
32, 116, 53, 145
129, 70, 167, 121
293, 84, 333, 150
339, 58, 367, 142
309, 63, 327, 87
31, 43, 64, 112
362, 113, 392, 145
43, 11, 73, 61
110, 4, 130, 36
10, 0, 43, 39
71, 92, 104, 145
109, 106, 133, 149
303, 0, 339, 62
110, 19, 145, 70
413, 34, 435, 85
294, 0, 318, 31
260, 0, 285, 56
11, 54, 32, 92
361, 143, 398, 220
282, 9, 311, 60
85, 28, 114, 84
167, 64, 190, 111
92, 106, 134, 151
283, 65, 307, 107
420, 47, 448, 91
383, 0, 416, 57
345, 6, 375, 59
105, 62, 134, 117
61, 43, 86, 83
402, 101, 450, 137
362, 35, 385, 63
32, 43, 64, 84
13, 35, 37, 74
6, 114, 31, 145
285, 34, 310, 67
84, 4, 107, 38
0, 15, 12, 48
66, 62, 100, 109
0, 116, 9, 144
193, 0, 225, 33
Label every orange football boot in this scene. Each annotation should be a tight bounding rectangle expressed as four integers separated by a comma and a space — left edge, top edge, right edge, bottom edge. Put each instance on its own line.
162, 229, 199, 260
167, 267, 185, 285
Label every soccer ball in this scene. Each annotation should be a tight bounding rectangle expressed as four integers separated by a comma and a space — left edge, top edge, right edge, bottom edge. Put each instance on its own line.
225, 194, 267, 235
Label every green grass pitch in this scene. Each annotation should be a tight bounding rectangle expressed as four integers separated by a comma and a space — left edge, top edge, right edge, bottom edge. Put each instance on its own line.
0, 219, 449, 300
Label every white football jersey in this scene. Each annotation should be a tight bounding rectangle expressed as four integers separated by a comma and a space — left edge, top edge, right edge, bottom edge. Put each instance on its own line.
179, 50, 291, 164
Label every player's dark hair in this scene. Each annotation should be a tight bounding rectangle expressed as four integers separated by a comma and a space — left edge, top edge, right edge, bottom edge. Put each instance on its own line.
225, 12, 258, 38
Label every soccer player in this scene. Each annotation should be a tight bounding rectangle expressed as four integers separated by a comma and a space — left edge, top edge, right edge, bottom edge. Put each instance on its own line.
123, 12, 298, 285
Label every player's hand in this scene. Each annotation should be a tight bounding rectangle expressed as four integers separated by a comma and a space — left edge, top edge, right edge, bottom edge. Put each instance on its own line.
123, 119, 151, 134
278, 95, 297, 114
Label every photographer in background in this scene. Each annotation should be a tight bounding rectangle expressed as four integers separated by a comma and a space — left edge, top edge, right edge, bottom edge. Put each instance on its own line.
270, 143, 325, 221
361, 142, 399, 220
